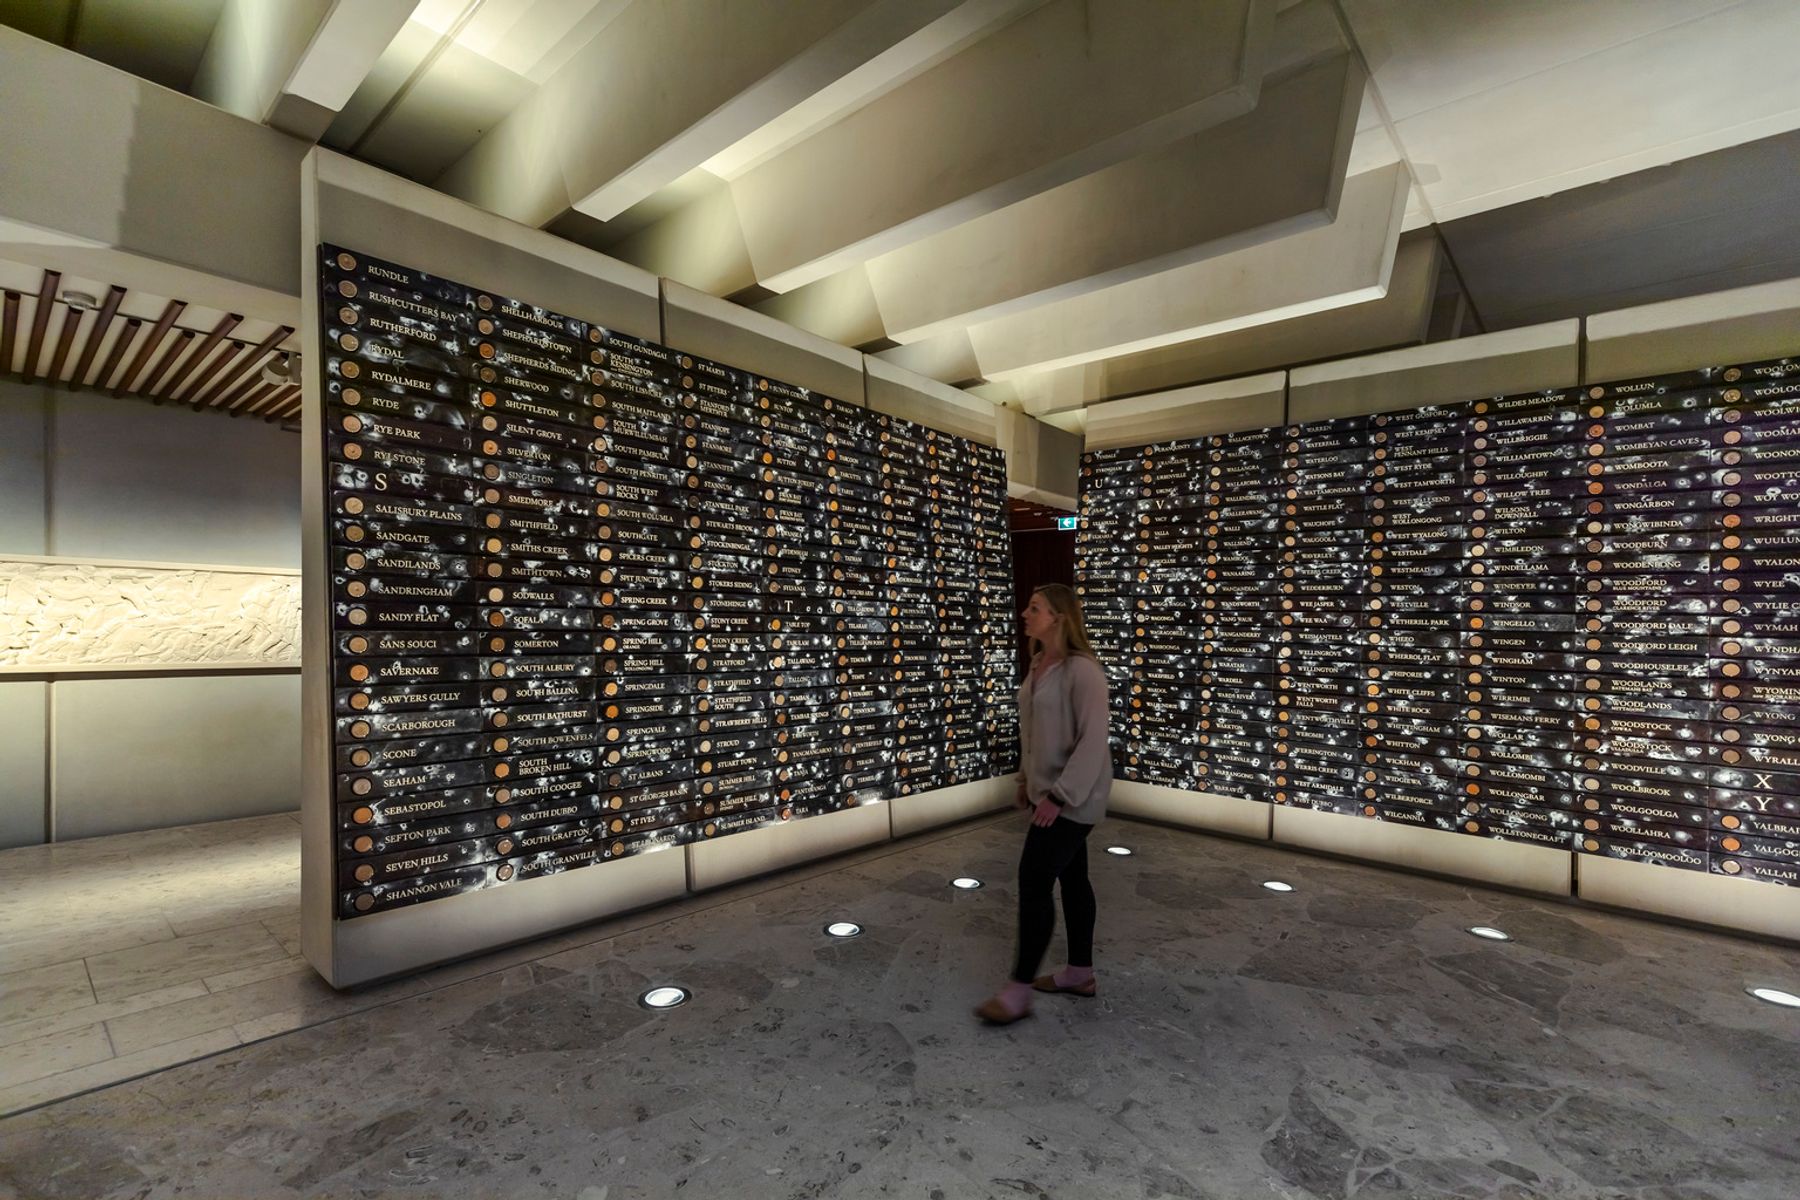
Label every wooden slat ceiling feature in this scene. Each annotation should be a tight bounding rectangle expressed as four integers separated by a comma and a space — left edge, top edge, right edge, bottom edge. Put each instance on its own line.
142, 327, 197, 397
113, 299, 186, 398
0, 291, 18, 374
20, 270, 58, 385
93, 317, 142, 395
237, 383, 283, 416
66, 285, 125, 391
0, 268, 300, 422
190, 324, 287, 411
44, 302, 83, 384
164, 312, 242, 403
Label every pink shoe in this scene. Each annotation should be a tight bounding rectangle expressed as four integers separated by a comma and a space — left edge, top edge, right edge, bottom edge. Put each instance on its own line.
973, 994, 1034, 1025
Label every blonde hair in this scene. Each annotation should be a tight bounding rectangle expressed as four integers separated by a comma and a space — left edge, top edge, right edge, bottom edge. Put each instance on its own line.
1029, 583, 1100, 664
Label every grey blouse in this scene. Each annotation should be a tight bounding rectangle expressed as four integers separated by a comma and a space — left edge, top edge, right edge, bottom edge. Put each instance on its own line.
1018, 654, 1112, 825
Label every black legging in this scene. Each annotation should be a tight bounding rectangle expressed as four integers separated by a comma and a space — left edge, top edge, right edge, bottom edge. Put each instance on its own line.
1011, 816, 1096, 983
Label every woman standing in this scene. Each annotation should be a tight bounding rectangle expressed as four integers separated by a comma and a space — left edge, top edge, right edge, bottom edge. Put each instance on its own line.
976, 583, 1112, 1025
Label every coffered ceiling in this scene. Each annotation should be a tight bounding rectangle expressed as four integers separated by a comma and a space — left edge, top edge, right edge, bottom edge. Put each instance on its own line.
3, 0, 1798, 421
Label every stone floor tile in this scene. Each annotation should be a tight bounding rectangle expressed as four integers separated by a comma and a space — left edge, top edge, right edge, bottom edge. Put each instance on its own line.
0, 980, 211, 1050
0, 1022, 113, 1090
202, 955, 313, 994
0, 959, 95, 1025
231, 1005, 312, 1044
84, 924, 288, 1003
261, 912, 302, 957
0, 1028, 240, 1118
105, 969, 337, 1056
181, 813, 301, 843
163, 898, 298, 938
0, 913, 177, 976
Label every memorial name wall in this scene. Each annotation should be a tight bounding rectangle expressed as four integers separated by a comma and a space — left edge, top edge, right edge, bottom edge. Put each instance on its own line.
317, 246, 1019, 919
1079, 353, 1800, 889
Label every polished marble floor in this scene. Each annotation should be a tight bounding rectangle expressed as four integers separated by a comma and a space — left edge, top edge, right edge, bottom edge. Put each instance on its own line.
3, 812, 1799, 1198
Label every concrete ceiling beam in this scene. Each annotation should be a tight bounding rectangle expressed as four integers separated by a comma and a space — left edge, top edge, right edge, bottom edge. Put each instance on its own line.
734, 0, 1277, 294
0, 28, 307, 315
879, 162, 1410, 389
755, 48, 1361, 348
193, 0, 419, 141
971, 231, 1442, 417
434, 0, 991, 230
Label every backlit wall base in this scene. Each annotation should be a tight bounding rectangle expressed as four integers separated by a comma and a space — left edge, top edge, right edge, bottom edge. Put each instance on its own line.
1109, 778, 1271, 840
889, 776, 1015, 838
326, 843, 690, 988
316, 776, 1016, 987
686, 802, 893, 892
1272, 805, 1574, 897
1577, 854, 1800, 943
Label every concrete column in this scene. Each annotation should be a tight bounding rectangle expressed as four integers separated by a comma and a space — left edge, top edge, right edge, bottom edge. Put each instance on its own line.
995, 408, 1080, 508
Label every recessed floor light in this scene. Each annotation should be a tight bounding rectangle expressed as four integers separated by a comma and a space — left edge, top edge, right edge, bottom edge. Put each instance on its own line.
825, 921, 863, 938
951, 877, 983, 890
1747, 986, 1800, 1009
1468, 926, 1511, 941
1261, 880, 1294, 893
639, 986, 690, 1010
1105, 846, 1133, 856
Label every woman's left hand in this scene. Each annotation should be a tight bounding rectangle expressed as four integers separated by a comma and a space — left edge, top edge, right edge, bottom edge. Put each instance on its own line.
1030, 796, 1060, 828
